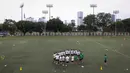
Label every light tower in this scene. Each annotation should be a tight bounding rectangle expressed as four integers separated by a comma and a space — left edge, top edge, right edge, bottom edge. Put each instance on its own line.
46, 4, 53, 20
20, 3, 24, 20
113, 10, 119, 36
90, 4, 97, 26
90, 4, 97, 15
42, 10, 48, 36
42, 10, 48, 19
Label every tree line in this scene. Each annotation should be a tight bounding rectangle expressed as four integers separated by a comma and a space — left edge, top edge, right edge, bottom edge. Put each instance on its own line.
0, 12, 130, 35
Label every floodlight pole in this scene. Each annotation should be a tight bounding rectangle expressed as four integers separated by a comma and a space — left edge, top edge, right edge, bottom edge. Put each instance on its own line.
20, 3, 24, 20
42, 10, 48, 36
113, 10, 119, 36
90, 4, 97, 26
46, 4, 53, 20
21, 8, 23, 20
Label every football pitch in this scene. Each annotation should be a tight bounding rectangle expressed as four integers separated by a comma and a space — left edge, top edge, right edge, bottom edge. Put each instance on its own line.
0, 36, 130, 73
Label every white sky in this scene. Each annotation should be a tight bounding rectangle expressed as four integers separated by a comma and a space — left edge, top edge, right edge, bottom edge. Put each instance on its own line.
0, 0, 130, 23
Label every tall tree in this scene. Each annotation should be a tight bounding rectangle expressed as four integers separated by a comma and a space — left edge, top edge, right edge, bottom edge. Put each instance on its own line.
0, 24, 2, 31
97, 13, 112, 32
33, 22, 45, 35
83, 14, 97, 31
46, 17, 64, 32
77, 25, 86, 31
3, 19, 17, 35
122, 18, 130, 32
16, 21, 34, 35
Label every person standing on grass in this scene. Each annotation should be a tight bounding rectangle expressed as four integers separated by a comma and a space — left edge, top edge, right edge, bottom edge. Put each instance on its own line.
65, 55, 69, 66
79, 53, 84, 63
71, 55, 74, 63
104, 54, 108, 65
55, 54, 60, 65
53, 53, 56, 63
61, 55, 65, 66
74, 55, 78, 64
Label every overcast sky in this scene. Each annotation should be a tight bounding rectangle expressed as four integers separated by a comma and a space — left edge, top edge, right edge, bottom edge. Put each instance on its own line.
0, 0, 130, 23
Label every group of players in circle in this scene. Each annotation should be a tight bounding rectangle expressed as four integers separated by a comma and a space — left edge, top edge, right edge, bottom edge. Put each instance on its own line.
53, 49, 84, 66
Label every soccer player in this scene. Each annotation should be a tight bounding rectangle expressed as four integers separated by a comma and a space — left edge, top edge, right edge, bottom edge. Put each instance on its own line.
70, 49, 74, 56
53, 53, 56, 63
65, 56, 70, 66
73, 50, 77, 55
104, 54, 108, 65
74, 55, 78, 64
71, 55, 74, 63
76, 50, 81, 56
55, 54, 60, 65
61, 55, 65, 66
79, 53, 84, 63
62, 51, 66, 56
59, 55, 62, 64
65, 50, 69, 56
68, 50, 71, 55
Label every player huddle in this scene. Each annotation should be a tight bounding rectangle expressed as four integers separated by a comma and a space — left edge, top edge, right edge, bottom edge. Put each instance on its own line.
53, 49, 84, 66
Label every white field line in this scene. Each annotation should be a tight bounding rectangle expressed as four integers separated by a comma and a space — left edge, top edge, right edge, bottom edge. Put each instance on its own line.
94, 41, 130, 59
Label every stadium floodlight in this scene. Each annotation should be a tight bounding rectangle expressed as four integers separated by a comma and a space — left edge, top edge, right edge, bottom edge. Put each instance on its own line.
20, 3, 24, 20
42, 10, 48, 18
90, 4, 97, 15
90, 4, 97, 26
113, 10, 119, 36
42, 10, 48, 36
46, 4, 53, 20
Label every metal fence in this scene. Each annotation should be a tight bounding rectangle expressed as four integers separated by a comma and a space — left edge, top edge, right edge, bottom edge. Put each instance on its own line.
12, 32, 130, 36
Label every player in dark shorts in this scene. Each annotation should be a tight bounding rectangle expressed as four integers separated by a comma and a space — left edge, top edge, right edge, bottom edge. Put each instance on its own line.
71, 56, 74, 62
53, 53, 57, 63
74, 55, 78, 64
104, 54, 108, 65
79, 53, 84, 64
66, 56, 69, 63
55, 54, 60, 64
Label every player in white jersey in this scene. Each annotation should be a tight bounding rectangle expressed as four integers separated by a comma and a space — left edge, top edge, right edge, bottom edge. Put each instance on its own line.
68, 50, 71, 55
55, 54, 60, 64
62, 51, 65, 55
76, 50, 81, 56
53, 53, 56, 63
66, 56, 70, 63
65, 50, 69, 56
70, 49, 74, 56
61, 55, 65, 66
71, 56, 74, 62
65, 56, 70, 66
73, 50, 77, 55
59, 56, 62, 64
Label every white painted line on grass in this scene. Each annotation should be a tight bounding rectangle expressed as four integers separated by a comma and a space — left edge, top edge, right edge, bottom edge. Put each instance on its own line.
19, 41, 27, 44
94, 41, 130, 59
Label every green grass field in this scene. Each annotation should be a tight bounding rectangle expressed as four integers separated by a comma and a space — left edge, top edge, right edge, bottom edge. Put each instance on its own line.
0, 36, 130, 73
